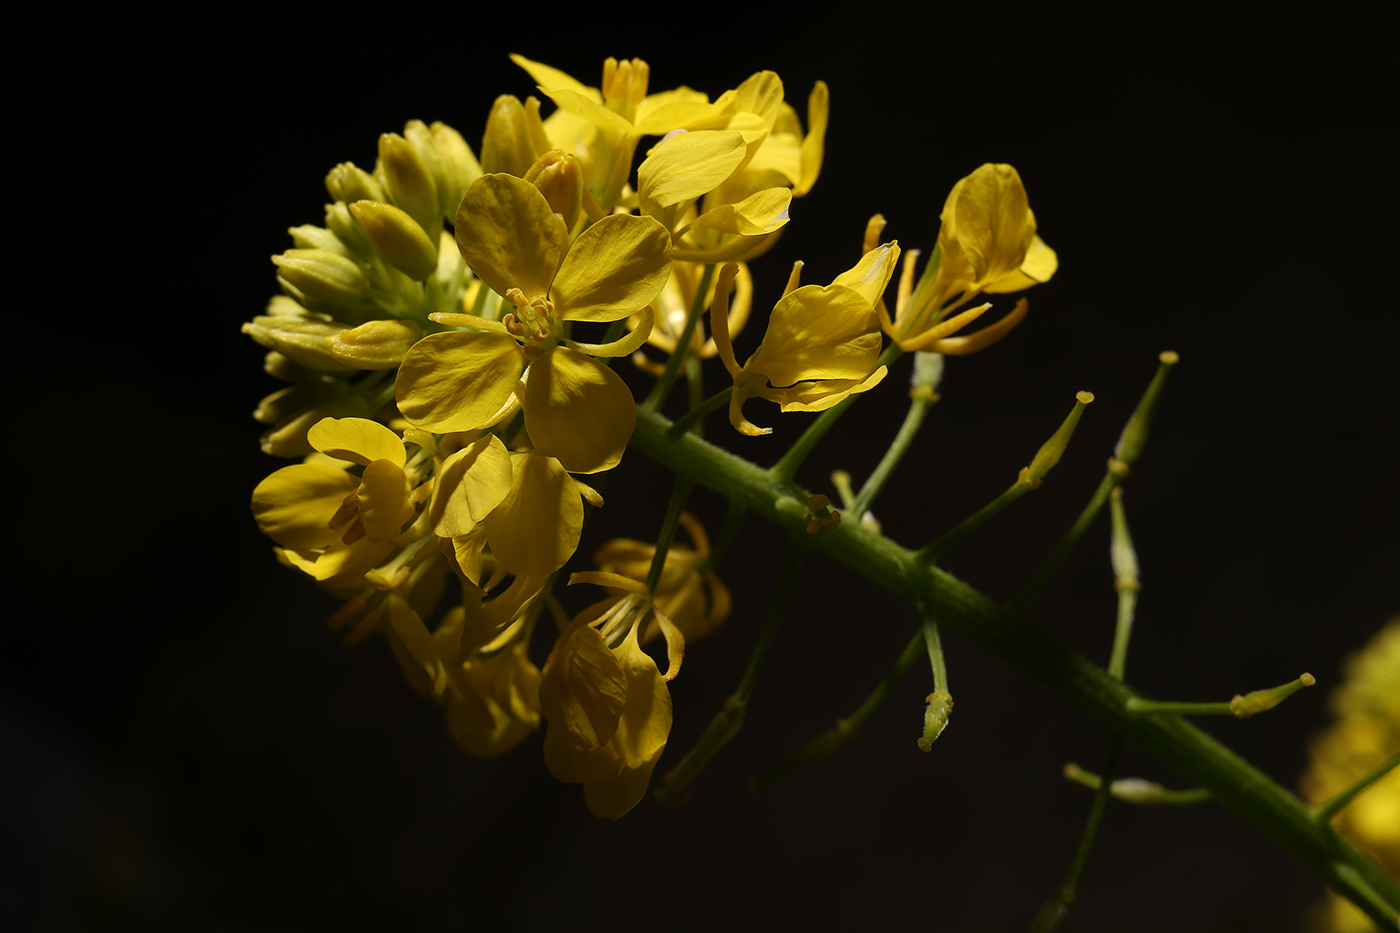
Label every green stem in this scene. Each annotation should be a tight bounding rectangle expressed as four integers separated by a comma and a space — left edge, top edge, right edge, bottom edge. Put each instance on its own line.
1125, 699, 1235, 716
696, 497, 746, 576
628, 407, 1400, 927
850, 384, 933, 521
643, 263, 714, 412
644, 473, 694, 594
656, 540, 805, 802
751, 627, 925, 791
1032, 737, 1127, 931
1312, 748, 1400, 824
768, 342, 904, 484
668, 386, 732, 439
918, 482, 1029, 563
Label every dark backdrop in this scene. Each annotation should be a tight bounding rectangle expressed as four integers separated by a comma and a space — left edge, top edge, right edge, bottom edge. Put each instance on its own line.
12, 6, 1396, 931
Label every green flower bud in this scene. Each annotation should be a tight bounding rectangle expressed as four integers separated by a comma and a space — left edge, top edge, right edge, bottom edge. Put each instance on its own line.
1023, 391, 1094, 487
272, 249, 368, 307
287, 224, 348, 254
480, 95, 549, 177
323, 201, 373, 255
431, 121, 482, 218
1114, 351, 1179, 469
326, 161, 386, 204
377, 131, 439, 240
259, 395, 369, 458
243, 317, 355, 372
348, 200, 438, 281
253, 377, 351, 425
524, 150, 584, 230
325, 318, 423, 369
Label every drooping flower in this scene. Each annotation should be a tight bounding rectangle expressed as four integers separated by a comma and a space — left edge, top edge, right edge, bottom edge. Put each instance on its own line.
539, 574, 684, 819
396, 173, 671, 473
710, 240, 900, 436
883, 163, 1057, 354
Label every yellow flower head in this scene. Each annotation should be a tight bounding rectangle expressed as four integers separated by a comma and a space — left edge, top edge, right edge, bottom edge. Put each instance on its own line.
396, 173, 671, 473
884, 163, 1058, 354
710, 241, 900, 436
539, 574, 684, 819
251, 417, 430, 583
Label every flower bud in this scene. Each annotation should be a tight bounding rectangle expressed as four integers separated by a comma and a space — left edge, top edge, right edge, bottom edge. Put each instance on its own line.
431, 121, 482, 218
325, 161, 386, 204
287, 224, 347, 254
325, 318, 423, 369
348, 200, 439, 280
1114, 351, 1179, 469
259, 395, 370, 458
271, 249, 368, 307
377, 131, 439, 239
524, 150, 584, 230
243, 317, 356, 372
480, 95, 549, 177
253, 377, 351, 425
918, 691, 953, 751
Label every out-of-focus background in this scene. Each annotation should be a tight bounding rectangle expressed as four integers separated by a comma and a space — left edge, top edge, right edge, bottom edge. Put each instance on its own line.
12, 7, 1396, 930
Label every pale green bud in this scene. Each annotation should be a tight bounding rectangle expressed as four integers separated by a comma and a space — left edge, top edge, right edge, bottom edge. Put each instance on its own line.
323, 201, 373, 255
326, 161, 386, 204
348, 200, 438, 280
431, 121, 482, 218
260, 395, 369, 458
377, 131, 439, 239
253, 377, 350, 425
325, 318, 423, 369
272, 249, 368, 306
917, 691, 953, 751
524, 150, 584, 230
243, 317, 355, 372
264, 350, 315, 382
480, 95, 549, 177
287, 223, 348, 255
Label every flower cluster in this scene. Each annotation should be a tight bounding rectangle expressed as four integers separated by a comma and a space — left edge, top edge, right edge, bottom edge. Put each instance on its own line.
245, 54, 1053, 817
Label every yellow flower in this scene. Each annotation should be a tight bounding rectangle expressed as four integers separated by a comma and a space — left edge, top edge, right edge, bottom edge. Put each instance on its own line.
251, 417, 428, 583
591, 512, 731, 645
539, 574, 684, 819
710, 241, 900, 436
434, 604, 542, 758
1299, 619, 1400, 932
396, 173, 671, 473
884, 163, 1057, 354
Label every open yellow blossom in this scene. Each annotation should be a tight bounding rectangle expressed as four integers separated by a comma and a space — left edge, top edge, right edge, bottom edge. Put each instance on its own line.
396, 173, 671, 473
539, 574, 684, 819
884, 163, 1057, 354
710, 241, 900, 436
251, 417, 428, 583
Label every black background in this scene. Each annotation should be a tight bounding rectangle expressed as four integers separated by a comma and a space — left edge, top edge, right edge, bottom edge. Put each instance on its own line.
12, 6, 1397, 931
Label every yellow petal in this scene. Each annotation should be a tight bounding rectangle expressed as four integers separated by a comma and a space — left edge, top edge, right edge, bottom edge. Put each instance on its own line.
396, 331, 525, 434
251, 464, 357, 549
356, 459, 414, 541
768, 366, 888, 412
795, 81, 828, 196
454, 174, 568, 300
550, 214, 671, 323
831, 242, 900, 310
307, 416, 405, 467
637, 130, 747, 210
523, 348, 636, 474
948, 163, 1036, 287
752, 285, 883, 387
582, 626, 672, 819
382, 593, 447, 699
984, 235, 1058, 293
483, 452, 584, 578
539, 624, 627, 749
509, 54, 599, 102
688, 188, 792, 235
430, 435, 513, 538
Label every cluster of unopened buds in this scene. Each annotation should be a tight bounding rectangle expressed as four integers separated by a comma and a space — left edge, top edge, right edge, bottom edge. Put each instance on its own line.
245, 54, 1055, 818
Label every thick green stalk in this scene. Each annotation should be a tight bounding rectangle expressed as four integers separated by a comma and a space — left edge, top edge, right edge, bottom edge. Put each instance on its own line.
629, 408, 1400, 927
